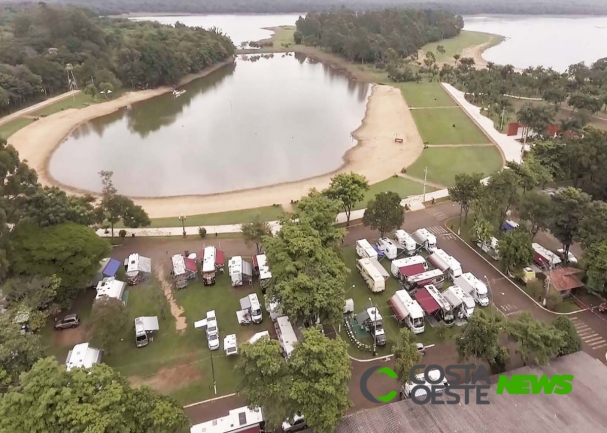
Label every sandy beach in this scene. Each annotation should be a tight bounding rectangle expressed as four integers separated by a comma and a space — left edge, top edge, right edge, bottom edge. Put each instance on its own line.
8, 65, 423, 218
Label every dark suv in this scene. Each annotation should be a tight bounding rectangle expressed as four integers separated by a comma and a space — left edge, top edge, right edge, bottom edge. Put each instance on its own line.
54, 314, 80, 330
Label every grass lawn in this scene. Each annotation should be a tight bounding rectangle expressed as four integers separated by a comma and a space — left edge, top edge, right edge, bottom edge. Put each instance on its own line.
410, 108, 491, 145
407, 146, 503, 187
421, 31, 504, 63
398, 82, 456, 108
0, 117, 34, 139
135, 205, 285, 228
32, 92, 98, 117
354, 176, 434, 210
269, 25, 296, 48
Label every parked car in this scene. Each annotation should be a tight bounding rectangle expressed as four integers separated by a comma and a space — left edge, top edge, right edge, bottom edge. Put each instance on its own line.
207, 332, 220, 351
282, 414, 308, 433
556, 248, 578, 264
54, 314, 80, 330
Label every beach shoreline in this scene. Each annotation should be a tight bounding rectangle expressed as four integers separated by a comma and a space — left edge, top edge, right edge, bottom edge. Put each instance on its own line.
8, 61, 424, 218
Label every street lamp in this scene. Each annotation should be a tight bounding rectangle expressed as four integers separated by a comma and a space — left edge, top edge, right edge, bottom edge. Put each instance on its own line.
178, 214, 186, 237
369, 297, 377, 357
484, 275, 494, 303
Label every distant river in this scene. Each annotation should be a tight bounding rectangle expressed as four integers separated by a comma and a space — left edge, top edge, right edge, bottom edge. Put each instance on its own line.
464, 15, 607, 71
49, 54, 370, 197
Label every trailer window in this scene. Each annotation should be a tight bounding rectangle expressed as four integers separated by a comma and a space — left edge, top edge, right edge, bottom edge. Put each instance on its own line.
136, 334, 146, 342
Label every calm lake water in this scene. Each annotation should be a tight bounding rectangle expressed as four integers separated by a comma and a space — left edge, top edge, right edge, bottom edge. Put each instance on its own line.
50, 54, 370, 196
131, 14, 302, 47
464, 15, 607, 71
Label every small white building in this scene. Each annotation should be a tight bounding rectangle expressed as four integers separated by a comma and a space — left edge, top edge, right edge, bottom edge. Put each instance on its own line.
125, 253, 151, 285
65, 342, 103, 371
95, 277, 126, 303
190, 406, 264, 433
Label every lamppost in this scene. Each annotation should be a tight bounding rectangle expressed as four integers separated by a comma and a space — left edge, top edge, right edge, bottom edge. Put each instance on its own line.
178, 214, 186, 237
369, 297, 377, 357
484, 275, 494, 303
210, 347, 217, 395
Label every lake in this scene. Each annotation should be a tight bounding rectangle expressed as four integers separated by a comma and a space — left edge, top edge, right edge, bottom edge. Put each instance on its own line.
464, 15, 607, 71
49, 54, 370, 197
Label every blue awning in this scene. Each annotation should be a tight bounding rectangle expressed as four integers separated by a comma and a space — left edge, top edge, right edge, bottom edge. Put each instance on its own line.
103, 259, 121, 278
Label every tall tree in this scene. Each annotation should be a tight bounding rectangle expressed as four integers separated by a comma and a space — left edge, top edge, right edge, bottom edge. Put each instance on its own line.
0, 315, 44, 392
362, 191, 404, 238
0, 358, 190, 433
506, 157, 552, 192
9, 222, 111, 306
456, 310, 509, 373
289, 328, 350, 433
550, 187, 591, 262
578, 200, 607, 248
90, 297, 130, 356
392, 328, 421, 385
483, 169, 521, 229
516, 102, 535, 146
583, 240, 607, 295
449, 172, 484, 225
294, 188, 344, 247
324, 172, 369, 227
235, 338, 292, 429
517, 191, 553, 239
470, 217, 495, 245
551, 317, 582, 356
2, 275, 61, 330
499, 228, 534, 272
506, 312, 563, 366
241, 215, 272, 253
25, 187, 99, 227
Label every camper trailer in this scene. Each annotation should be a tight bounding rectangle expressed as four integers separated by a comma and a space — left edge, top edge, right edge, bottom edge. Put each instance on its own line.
228, 256, 253, 287
476, 236, 500, 260
356, 239, 378, 260
391, 256, 428, 279
357, 259, 386, 293
95, 277, 126, 303
447, 285, 475, 319
532, 243, 562, 269
65, 343, 103, 371
253, 254, 272, 291
425, 285, 455, 325
440, 288, 463, 319
393, 230, 417, 256
224, 334, 238, 356
237, 293, 263, 324
124, 253, 151, 285
274, 316, 298, 359
411, 228, 437, 252
368, 258, 390, 280
171, 254, 197, 289
454, 273, 490, 307
134, 316, 159, 348
356, 308, 387, 346
404, 269, 445, 292
190, 407, 265, 433
376, 238, 398, 260
201, 246, 218, 285
388, 290, 425, 334
427, 249, 462, 280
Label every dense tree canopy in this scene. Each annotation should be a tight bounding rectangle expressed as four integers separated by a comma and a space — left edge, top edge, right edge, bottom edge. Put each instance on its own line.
0, 315, 44, 392
0, 3, 234, 112
362, 191, 404, 237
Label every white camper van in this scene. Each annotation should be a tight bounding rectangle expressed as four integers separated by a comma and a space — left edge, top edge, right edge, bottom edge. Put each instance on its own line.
388, 290, 425, 334
427, 249, 462, 280
237, 293, 263, 324
134, 316, 159, 348
275, 316, 298, 359
411, 228, 437, 252
254, 254, 272, 291
202, 246, 217, 286
391, 256, 428, 278
393, 230, 417, 256
454, 273, 490, 307
357, 258, 385, 293
377, 238, 398, 260
356, 239, 378, 260
65, 342, 103, 371
404, 269, 445, 291
228, 256, 253, 287
448, 285, 475, 319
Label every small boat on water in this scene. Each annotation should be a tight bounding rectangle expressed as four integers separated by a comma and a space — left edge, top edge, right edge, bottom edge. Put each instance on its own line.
172, 89, 186, 98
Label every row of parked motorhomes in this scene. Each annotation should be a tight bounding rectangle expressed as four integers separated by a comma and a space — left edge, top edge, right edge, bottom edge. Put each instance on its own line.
355, 228, 490, 341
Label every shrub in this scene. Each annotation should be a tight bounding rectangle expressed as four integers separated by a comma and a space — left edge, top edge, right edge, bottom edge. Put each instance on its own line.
526, 280, 544, 300
401, 167, 407, 174
435, 322, 447, 342
545, 288, 563, 311
198, 227, 207, 238
118, 229, 127, 239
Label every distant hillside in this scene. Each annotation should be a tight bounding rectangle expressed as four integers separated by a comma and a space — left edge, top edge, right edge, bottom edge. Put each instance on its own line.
1, 0, 607, 16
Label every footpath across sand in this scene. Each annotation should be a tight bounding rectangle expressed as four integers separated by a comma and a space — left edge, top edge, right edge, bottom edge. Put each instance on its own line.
8, 67, 424, 218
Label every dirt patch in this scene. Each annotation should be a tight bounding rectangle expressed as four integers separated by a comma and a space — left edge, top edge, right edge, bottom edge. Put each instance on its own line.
53, 324, 89, 347
129, 363, 201, 394
155, 267, 188, 332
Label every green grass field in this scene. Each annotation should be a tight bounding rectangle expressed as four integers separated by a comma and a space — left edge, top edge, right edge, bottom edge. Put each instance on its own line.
354, 176, 434, 210
421, 31, 504, 63
410, 108, 491, 145
407, 146, 503, 187
0, 117, 34, 139
398, 82, 457, 108
138, 205, 285, 228
32, 92, 98, 117
269, 25, 296, 48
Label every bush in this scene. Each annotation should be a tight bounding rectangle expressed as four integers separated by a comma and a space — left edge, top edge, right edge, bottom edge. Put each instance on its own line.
198, 227, 207, 238
545, 288, 563, 311
118, 229, 127, 239
401, 167, 407, 174
435, 322, 447, 342
526, 280, 544, 300
375, 62, 386, 70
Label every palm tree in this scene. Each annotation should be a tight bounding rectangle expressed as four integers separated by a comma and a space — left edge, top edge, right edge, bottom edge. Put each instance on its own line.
516, 103, 535, 146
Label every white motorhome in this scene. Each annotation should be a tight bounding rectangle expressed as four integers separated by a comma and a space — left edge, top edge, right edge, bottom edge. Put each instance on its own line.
425, 284, 455, 325
194, 310, 220, 351
391, 256, 428, 278
65, 342, 103, 371
393, 230, 417, 256
455, 273, 490, 307
95, 277, 126, 303
368, 258, 390, 280
411, 228, 437, 252
134, 316, 159, 348
224, 334, 238, 356
532, 243, 562, 269
124, 253, 151, 285
404, 269, 445, 291
248, 331, 270, 345
356, 239, 378, 260
190, 406, 264, 433
274, 316, 298, 359
202, 246, 217, 286
403, 369, 449, 400
253, 254, 272, 291
388, 290, 425, 334
440, 288, 463, 317
171, 254, 197, 289
427, 249, 462, 280
377, 238, 398, 260
357, 259, 385, 293
448, 285, 475, 319
237, 293, 263, 324
228, 256, 253, 287
477, 236, 500, 260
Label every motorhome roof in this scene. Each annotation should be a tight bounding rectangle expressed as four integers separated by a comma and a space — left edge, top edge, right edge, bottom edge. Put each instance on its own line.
171, 254, 186, 276
256, 254, 272, 280
190, 406, 264, 433
95, 277, 126, 302
393, 256, 426, 268
249, 293, 261, 309
276, 316, 298, 357
366, 307, 382, 322
414, 288, 441, 315
357, 239, 373, 249
426, 285, 452, 311
202, 247, 216, 272
451, 285, 475, 308
358, 259, 384, 281
408, 269, 443, 282
126, 253, 151, 274
248, 331, 270, 344
65, 342, 100, 371
532, 243, 562, 266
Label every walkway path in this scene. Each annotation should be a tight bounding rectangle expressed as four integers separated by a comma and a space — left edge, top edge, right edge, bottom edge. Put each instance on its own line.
0, 90, 81, 126
397, 173, 446, 190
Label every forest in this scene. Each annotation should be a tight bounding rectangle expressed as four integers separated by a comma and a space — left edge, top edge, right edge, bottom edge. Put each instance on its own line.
0, 3, 235, 112
1, 0, 606, 15
294, 8, 463, 63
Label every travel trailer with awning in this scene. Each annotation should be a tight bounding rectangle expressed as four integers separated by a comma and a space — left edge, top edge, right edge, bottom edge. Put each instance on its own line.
393, 230, 417, 256
229, 256, 253, 287
411, 228, 437, 252
124, 253, 151, 285
356, 239, 378, 260
357, 258, 385, 293
388, 290, 425, 334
